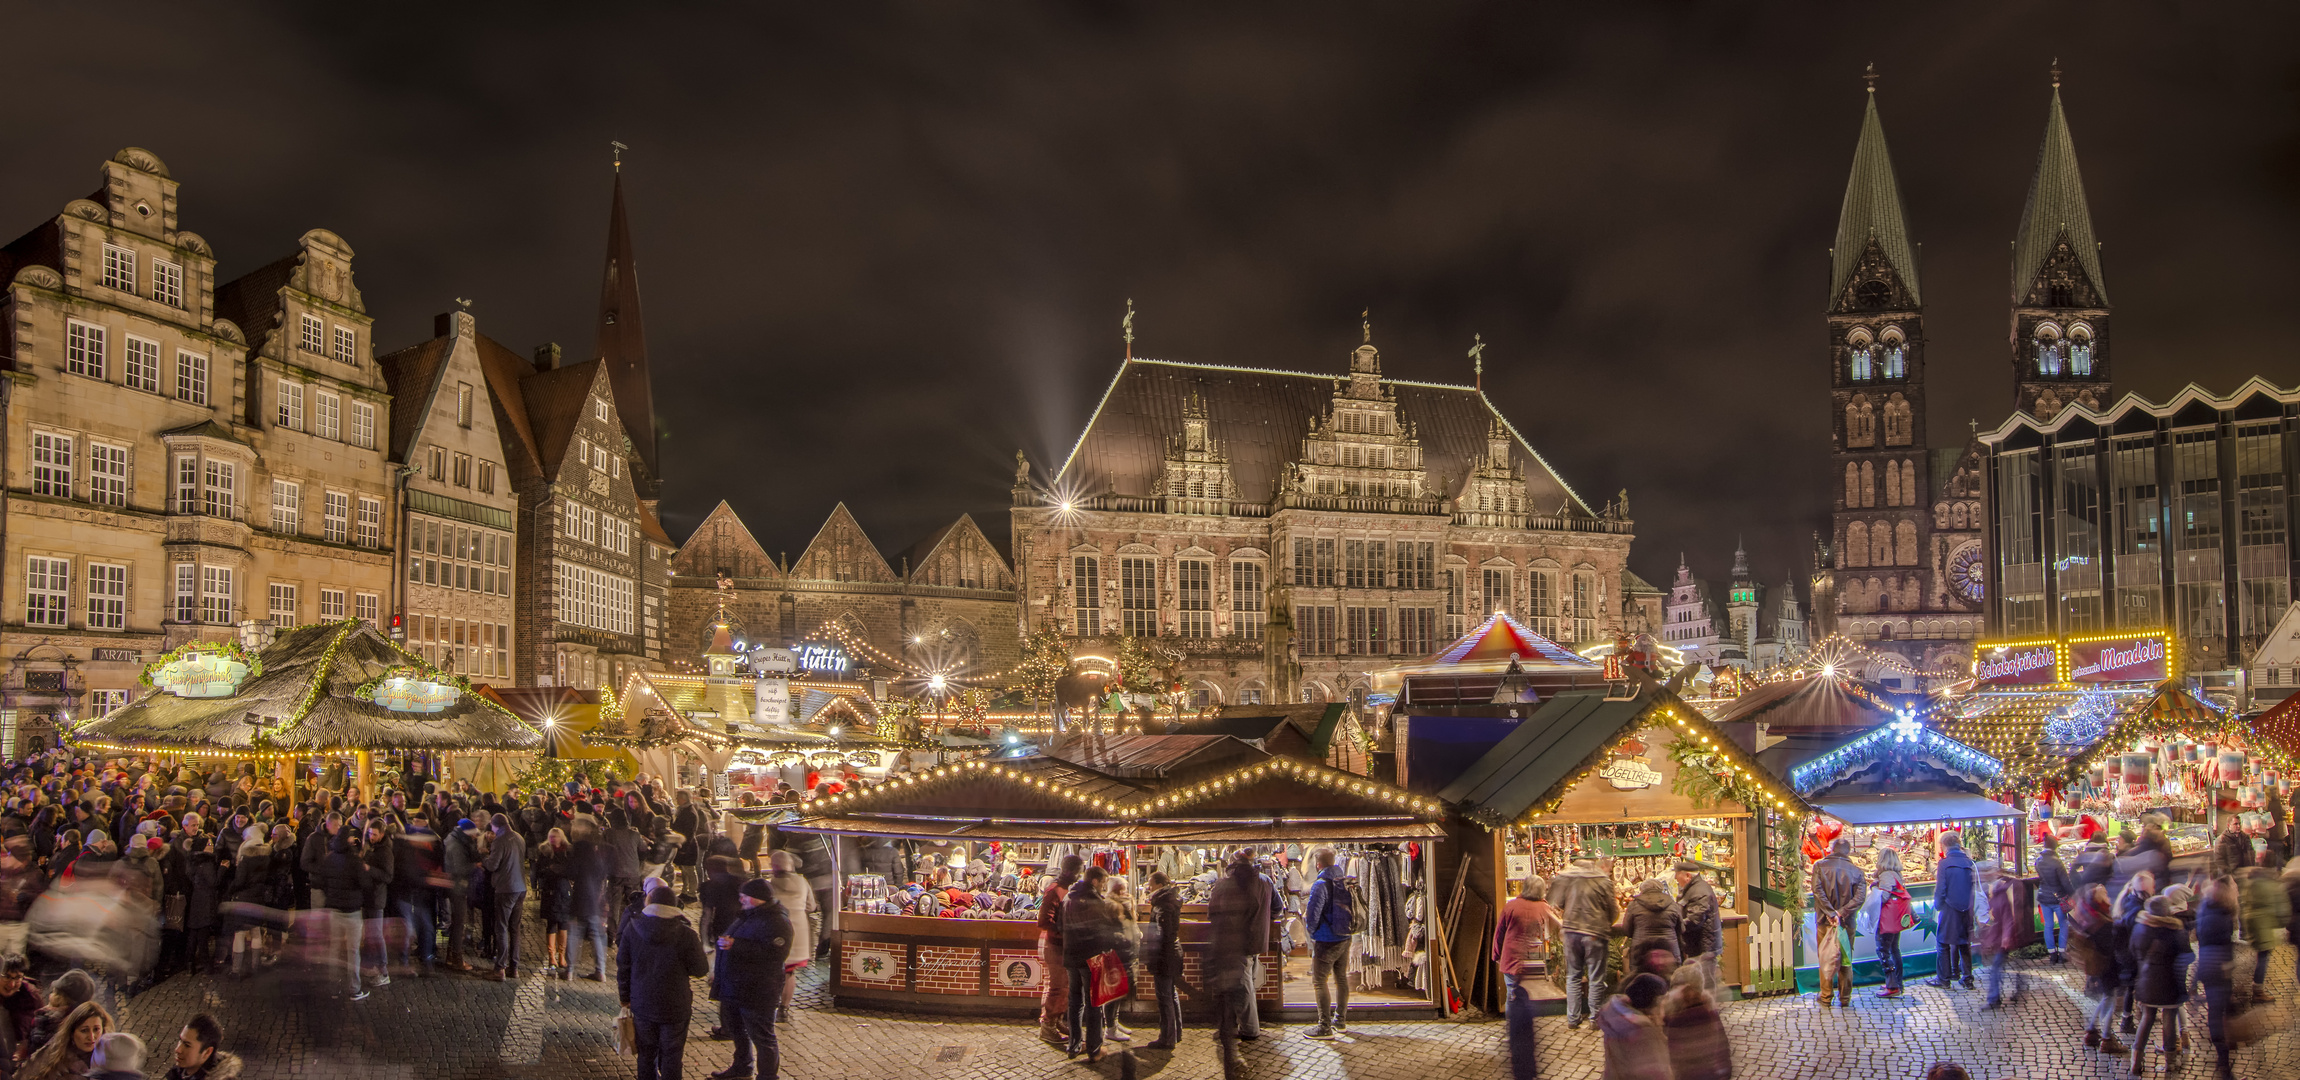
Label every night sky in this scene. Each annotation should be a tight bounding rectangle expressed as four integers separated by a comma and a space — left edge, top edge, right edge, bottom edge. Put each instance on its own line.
9, 3, 2298, 593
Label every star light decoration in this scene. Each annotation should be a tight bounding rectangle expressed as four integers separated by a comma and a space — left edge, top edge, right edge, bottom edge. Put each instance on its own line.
1888, 709, 1922, 743
1788, 708, 2004, 797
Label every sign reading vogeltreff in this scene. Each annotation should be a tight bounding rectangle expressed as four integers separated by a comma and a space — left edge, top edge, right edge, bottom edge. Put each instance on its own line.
2069, 634, 2170, 684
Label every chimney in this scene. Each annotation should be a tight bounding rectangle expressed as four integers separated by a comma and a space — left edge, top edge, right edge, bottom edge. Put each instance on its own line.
434, 312, 454, 338
532, 342, 561, 372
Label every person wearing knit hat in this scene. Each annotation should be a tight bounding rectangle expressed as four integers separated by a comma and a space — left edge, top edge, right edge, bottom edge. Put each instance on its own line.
621, 883, 709, 1080
710, 877, 792, 1079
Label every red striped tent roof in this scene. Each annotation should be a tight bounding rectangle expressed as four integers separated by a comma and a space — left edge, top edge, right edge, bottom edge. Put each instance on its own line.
1426, 613, 1595, 668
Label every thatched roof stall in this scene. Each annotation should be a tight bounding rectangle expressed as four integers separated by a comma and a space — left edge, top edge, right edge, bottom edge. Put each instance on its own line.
72, 621, 540, 758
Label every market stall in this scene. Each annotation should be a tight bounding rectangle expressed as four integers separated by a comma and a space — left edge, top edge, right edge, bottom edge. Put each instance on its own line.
68, 620, 540, 795
1436, 677, 1810, 1006
1370, 612, 1607, 710
778, 733, 1449, 1020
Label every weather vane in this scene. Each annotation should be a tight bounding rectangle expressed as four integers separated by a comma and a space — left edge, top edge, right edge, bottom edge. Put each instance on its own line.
455, 297, 473, 313
1122, 298, 1134, 359
611, 140, 628, 171
1863, 62, 1877, 93
1468, 332, 1485, 390
2050, 57, 2061, 89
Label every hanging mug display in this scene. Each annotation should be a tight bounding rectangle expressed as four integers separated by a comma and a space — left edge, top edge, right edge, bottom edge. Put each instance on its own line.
2121, 754, 2153, 797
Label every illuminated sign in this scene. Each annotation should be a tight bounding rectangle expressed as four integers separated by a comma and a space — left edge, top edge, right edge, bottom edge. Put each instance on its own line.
755, 677, 792, 725
795, 642, 849, 676
362, 676, 462, 713
1975, 644, 2057, 687
2069, 634, 2169, 684
150, 650, 250, 699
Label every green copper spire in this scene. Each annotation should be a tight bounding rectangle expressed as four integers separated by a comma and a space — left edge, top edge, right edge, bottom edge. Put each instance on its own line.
1831, 67, 1920, 306
2012, 67, 2108, 304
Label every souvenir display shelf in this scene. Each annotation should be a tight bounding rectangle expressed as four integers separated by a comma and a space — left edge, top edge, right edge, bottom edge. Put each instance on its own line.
1504, 818, 1738, 912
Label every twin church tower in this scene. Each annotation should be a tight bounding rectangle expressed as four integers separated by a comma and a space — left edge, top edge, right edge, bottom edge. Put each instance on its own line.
1817, 66, 2112, 673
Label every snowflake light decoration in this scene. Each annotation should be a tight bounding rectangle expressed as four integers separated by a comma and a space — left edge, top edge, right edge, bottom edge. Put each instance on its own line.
1888, 709, 1922, 743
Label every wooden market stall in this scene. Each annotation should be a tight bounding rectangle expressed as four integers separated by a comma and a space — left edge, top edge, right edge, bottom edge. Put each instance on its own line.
778, 733, 1449, 1020
1434, 677, 1811, 1008
69, 621, 540, 795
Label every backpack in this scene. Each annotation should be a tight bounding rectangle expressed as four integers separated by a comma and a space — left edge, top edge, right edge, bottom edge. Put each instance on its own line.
1320, 875, 1363, 938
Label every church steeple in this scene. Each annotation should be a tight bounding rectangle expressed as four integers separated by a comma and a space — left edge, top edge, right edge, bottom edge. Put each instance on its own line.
595, 160, 661, 507
2009, 63, 2113, 422
1829, 65, 1920, 310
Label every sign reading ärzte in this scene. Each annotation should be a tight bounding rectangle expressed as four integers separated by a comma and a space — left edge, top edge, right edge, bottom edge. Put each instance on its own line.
1975, 645, 2057, 687
2069, 635, 2169, 684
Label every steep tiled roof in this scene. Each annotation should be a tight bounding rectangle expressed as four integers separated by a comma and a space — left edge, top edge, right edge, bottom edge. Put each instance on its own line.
1831, 88, 1920, 304
2013, 87, 2107, 303
521, 359, 607, 474
212, 252, 299, 357
1058, 358, 1589, 514
375, 336, 451, 460
473, 334, 544, 478
637, 500, 674, 547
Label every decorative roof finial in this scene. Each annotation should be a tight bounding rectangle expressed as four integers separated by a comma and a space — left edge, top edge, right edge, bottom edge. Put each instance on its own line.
611, 140, 628, 171
1468, 332, 1486, 390
1122, 298, 1134, 359
1864, 62, 1878, 93
1361, 308, 1371, 344
2050, 58, 2061, 89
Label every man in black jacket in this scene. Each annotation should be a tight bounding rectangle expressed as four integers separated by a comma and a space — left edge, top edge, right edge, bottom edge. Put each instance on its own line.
315, 833, 373, 1000
620, 886, 709, 1080
481, 813, 528, 981
1674, 859, 1724, 992
671, 789, 705, 902
707, 878, 792, 1080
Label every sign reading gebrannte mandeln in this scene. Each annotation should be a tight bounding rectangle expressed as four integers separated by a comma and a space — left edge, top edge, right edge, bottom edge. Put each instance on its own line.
2068, 634, 2169, 684
1974, 643, 2059, 687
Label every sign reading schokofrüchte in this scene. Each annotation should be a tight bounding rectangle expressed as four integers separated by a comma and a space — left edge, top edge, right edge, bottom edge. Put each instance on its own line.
1974, 643, 2058, 687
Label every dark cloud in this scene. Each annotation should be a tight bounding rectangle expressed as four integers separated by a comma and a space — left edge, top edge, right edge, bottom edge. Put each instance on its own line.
7, 2, 2296, 588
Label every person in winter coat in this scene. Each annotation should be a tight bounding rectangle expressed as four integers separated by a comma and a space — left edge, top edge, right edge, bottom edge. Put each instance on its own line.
710, 878, 793, 1080
2108, 825, 2170, 902
535, 829, 575, 975
183, 838, 223, 974
2212, 827, 2252, 880
1810, 837, 1866, 1005
163, 1013, 242, 1080
564, 819, 610, 981
1673, 860, 1723, 991
314, 833, 373, 999
1598, 972, 1672, 1080
1662, 964, 1731, 1080
359, 822, 394, 989
2033, 837, 2073, 963
2129, 893, 2192, 1073
480, 813, 527, 981
618, 886, 709, 1080
1206, 850, 1272, 1077
221, 826, 273, 974
601, 808, 646, 947
2237, 865, 2289, 1002
1102, 877, 1140, 1043
1060, 866, 1129, 1062
2196, 877, 2240, 1080
1143, 872, 1187, 1050
1301, 847, 1354, 1039
1871, 847, 1914, 997
18, 998, 110, 1080
670, 789, 705, 900
391, 816, 444, 974
1034, 854, 1083, 1047
1975, 861, 2018, 1008
440, 819, 481, 970
2071, 883, 2127, 1054
25, 968, 98, 1059
1494, 875, 1561, 992
1614, 878, 1684, 978
1928, 834, 1975, 990
2073, 839, 2114, 892
767, 850, 816, 1019
1547, 856, 1620, 1028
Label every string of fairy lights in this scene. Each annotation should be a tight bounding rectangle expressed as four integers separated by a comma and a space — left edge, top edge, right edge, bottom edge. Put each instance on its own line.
810, 754, 1446, 820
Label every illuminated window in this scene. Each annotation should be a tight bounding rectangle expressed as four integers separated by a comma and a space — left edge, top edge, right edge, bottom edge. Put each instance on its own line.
1120, 557, 1157, 636
323, 491, 348, 543
1072, 555, 1101, 636
1177, 559, 1212, 637
1230, 561, 1265, 637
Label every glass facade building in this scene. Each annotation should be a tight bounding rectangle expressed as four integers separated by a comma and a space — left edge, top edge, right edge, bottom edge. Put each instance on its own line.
1981, 379, 2298, 669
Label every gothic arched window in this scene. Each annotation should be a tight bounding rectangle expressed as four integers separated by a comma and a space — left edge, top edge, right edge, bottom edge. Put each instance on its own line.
1849, 344, 1874, 382
1880, 333, 1906, 379
1844, 521, 1869, 568
1844, 462, 1860, 507
1847, 397, 1876, 448
2033, 324, 2064, 377
1870, 522, 1892, 567
1859, 460, 1876, 507
1883, 395, 1913, 446
2069, 325, 2094, 376
1884, 460, 1902, 507
1896, 521, 1918, 566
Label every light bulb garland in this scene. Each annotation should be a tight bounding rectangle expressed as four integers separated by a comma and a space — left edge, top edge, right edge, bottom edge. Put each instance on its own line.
1786, 712, 2004, 797
802, 754, 1445, 821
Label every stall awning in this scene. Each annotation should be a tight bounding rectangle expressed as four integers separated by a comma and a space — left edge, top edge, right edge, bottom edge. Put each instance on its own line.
781, 813, 1444, 844
1814, 792, 2021, 826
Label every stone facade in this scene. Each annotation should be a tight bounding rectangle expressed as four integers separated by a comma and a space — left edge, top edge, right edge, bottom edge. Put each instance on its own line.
664, 501, 1020, 683
1010, 339, 1635, 707
0, 148, 395, 748
377, 310, 519, 684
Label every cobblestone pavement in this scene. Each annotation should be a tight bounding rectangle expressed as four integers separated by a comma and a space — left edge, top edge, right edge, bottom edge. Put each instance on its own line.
95, 937, 2300, 1080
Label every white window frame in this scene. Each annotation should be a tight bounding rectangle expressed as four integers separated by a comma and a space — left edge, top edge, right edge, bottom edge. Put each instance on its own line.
563, 499, 581, 537
354, 592, 378, 626
87, 443, 129, 507
318, 588, 347, 620
594, 397, 610, 422
174, 349, 208, 405
200, 565, 233, 624
477, 460, 496, 494
86, 562, 126, 631
331, 324, 356, 364
313, 388, 340, 440
355, 496, 381, 548
349, 400, 375, 449
25, 557, 70, 627
124, 336, 162, 393
152, 259, 184, 308
101, 244, 136, 292
173, 455, 198, 513
30, 432, 72, 498
277, 379, 304, 430
268, 582, 298, 623
65, 321, 106, 379
452, 452, 471, 488
299, 313, 325, 354
174, 563, 197, 623
323, 491, 349, 543
201, 459, 235, 518
90, 689, 131, 717
581, 506, 598, 545
270, 479, 301, 534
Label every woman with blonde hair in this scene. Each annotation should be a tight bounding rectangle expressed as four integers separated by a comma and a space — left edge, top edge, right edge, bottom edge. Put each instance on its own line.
769, 849, 818, 1019
1872, 846, 1913, 997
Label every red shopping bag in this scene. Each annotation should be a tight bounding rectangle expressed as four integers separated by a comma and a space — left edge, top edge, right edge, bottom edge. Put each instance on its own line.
1088, 949, 1131, 1007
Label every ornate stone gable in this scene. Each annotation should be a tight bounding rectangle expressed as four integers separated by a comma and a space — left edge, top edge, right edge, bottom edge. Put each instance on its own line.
1154, 393, 1237, 506
792, 503, 898, 584
1832, 237, 1916, 314
673, 500, 780, 583
1285, 343, 1428, 501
